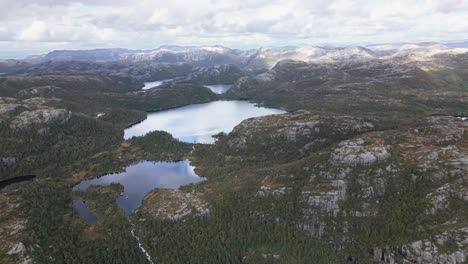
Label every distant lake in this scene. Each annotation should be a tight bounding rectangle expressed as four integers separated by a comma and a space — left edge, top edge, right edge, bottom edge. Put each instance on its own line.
205, 84, 232, 94
142, 79, 174, 90
124, 100, 286, 143
72, 160, 204, 222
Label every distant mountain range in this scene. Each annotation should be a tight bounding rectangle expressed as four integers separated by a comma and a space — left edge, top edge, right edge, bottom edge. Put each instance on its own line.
446, 40, 468, 48
15, 42, 466, 70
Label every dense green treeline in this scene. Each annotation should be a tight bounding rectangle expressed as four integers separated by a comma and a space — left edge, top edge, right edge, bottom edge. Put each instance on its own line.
0, 114, 121, 179
133, 190, 340, 264
0, 75, 220, 180
19, 180, 148, 264
131, 130, 192, 160
110, 85, 218, 111
0, 74, 228, 263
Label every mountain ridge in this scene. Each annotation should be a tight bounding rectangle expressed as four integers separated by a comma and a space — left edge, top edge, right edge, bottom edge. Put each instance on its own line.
11, 42, 466, 69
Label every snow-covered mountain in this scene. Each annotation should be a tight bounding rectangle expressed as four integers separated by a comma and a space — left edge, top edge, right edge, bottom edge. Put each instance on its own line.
7, 42, 468, 71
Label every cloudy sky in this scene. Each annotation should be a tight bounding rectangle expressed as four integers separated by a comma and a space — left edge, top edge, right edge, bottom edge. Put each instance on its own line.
0, 0, 467, 58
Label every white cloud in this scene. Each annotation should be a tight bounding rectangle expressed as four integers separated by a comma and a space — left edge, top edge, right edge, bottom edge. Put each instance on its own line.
0, 0, 467, 56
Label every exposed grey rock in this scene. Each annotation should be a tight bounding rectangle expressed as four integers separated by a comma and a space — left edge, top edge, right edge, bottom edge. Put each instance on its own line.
8, 219, 27, 236
256, 186, 287, 197
376, 227, 468, 263
22, 258, 33, 264
0, 103, 22, 115
303, 179, 347, 216
226, 111, 375, 152
427, 183, 468, 215
0, 97, 17, 104
7, 242, 25, 255
141, 190, 209, 221
10, 109, 72, 130
330, 136, 391, 166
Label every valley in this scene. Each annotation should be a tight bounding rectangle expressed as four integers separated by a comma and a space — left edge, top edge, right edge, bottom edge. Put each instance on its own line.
0, 42, 467, 264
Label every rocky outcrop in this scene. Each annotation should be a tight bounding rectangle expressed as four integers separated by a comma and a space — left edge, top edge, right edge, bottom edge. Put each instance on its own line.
297, 116, 468, 262
399, 116, 467, 174
223, 111, 376, 161
7, 242, 25, 255
10, 109, 72, 130
22, 97, 60, 105
330, 134, 391, 166
372, 227, 468, 264
303, 179, 347, 216
140, 189, 209, 221
0, 97, 17, 104
0, 103, 22, 115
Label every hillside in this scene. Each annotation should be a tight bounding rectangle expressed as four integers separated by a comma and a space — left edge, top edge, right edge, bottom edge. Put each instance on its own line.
0, 43, 467, 264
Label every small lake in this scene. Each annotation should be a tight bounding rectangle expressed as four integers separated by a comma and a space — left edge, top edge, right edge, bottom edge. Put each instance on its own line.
456, 116, 467, 121
205, 84, 232, 94
124, 100, 286, 143
142, 79, 174, 90
72, 160, 204, 222
73, 200, 97, 224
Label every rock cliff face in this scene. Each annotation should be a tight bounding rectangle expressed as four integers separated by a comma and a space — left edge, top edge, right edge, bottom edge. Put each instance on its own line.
305, 117, 467, 263
209, 113, 468, 263
222, 111, 376, 161
330, 134, 391, 166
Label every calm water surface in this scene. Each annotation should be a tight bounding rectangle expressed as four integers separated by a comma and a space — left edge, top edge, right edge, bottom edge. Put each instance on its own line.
142, 79, 174, 90
124, 100, 285, 143
72, 160, 205, 222
73, 200, 97, 224
205, 84, 232, 94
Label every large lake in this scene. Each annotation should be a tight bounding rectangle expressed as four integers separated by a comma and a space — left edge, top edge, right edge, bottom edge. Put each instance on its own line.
124, 100, 286, 143
73, 160, 205, 222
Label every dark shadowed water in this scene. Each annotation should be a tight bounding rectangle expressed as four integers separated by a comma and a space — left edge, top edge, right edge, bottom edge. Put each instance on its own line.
72, 160, 204, 222
72, 200, 97, 224
124, 100, 285, 143
205, 84, 232, 94
0, 175, 36, 190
